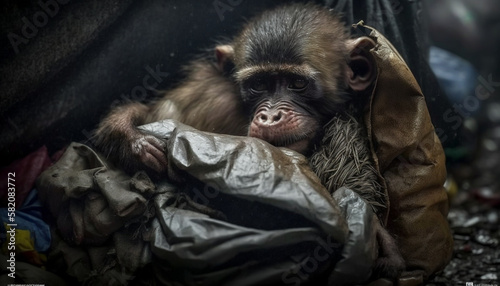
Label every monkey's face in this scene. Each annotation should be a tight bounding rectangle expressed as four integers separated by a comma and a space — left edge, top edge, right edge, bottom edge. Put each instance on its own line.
238, 68, 327, 154
213, 4, 378, 155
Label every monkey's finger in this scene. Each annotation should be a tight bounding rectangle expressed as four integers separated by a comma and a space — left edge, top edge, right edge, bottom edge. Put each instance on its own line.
142, 151, 167, 173
142, 136, 168, 172
141, 145, 167, 173
144, 135, 167, 151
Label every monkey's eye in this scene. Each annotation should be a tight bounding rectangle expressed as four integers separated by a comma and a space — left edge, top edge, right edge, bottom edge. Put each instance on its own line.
288, 79, 309, 91
250, 79, 267, 93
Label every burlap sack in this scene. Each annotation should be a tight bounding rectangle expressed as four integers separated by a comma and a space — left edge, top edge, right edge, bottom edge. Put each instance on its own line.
361, 23, 453, 284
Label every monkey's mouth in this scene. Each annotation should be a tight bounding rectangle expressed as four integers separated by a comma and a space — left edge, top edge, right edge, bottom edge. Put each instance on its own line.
280, 138, 311, 154
257, 132, 315, 154
248, 119, 318, 154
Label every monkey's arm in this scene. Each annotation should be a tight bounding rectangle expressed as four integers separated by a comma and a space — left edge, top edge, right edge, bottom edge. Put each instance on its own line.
93, 58, 247, 175
146, 60, 248, 135
93, 102, 168, 173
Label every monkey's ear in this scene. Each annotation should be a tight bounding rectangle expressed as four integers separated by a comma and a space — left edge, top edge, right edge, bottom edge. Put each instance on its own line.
345, 37, 377, 92
215, 45, 235, 74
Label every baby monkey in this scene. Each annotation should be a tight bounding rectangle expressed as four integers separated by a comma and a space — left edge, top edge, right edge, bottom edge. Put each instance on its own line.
94, 3, 405, 281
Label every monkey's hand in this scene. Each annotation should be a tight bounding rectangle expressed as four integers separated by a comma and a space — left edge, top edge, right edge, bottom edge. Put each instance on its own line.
93, 125, 168, 174
129, 132, 168, 173
93, 102, 169, 174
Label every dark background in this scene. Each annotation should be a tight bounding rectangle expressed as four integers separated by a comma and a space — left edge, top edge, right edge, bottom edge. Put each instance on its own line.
0, 0, 459, 166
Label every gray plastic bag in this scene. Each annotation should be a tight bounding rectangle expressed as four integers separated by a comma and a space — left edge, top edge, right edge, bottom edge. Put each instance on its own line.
37, 120, 378, 285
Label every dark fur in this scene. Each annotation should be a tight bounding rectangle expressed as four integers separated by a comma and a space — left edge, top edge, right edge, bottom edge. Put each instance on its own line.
234, 3, 350, 112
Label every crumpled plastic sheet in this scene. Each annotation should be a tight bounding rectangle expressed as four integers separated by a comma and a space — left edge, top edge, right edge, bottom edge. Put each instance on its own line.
145, 120, 379, 285
37, 120, 378, 285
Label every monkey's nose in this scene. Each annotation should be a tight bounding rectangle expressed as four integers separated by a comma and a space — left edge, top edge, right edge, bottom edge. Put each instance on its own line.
257, 110, 283, 125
